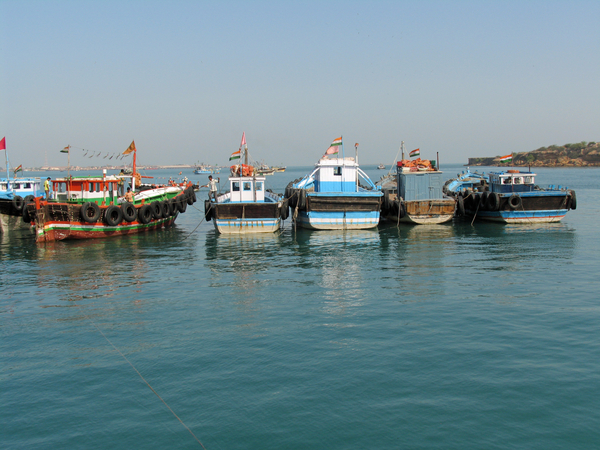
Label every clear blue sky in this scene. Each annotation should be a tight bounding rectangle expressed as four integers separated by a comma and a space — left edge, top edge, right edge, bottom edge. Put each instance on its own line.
2, 0, 599, 167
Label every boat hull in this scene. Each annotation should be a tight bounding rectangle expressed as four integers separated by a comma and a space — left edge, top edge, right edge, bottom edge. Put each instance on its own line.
209, 202, 283, 234
294, 194, 382, 230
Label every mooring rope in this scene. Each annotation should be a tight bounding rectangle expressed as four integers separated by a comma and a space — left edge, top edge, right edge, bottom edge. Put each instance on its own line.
86, 316, 207, 449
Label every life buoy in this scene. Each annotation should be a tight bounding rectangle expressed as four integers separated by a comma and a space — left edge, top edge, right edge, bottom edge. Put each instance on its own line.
80, 202, 101, 223
12, 195, 24, 212
104, 205, 123, 226
138, 204, 153, 224
280, 198, 289, 220
457, 195, 465, 217
486, 192, 500, 211
151, 201, 163, 219
508, 194, 522, 210
121, 202, 137, 222
569, 190, 577, 210
204, 200, 212, 221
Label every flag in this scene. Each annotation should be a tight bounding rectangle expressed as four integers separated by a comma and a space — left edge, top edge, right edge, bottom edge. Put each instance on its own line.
499, 154, 512, 162
324, 137, 342, 157
123, 140, 136, 155
14, 164, 23, 174
60, 145, 70, 153
0, 137, 5, 151
240, 132, 246, 149
409, 148, 420, 158
229, 149, 241, 161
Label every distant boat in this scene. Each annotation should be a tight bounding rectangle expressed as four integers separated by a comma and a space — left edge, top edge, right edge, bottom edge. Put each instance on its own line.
204, 133, 288, 234
194, 164, 220, 175
377, 164, 385, 170
284, 137, 382, 230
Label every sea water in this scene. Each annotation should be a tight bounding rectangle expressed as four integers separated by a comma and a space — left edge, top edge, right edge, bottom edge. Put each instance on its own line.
1, 165, 599, 449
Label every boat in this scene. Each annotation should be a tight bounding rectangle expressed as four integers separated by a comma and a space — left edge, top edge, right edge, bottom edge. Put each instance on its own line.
380, 157, 456, 225
284, 137, 382, 230
254, 163, 276, 176
203, 133, 288, 234
0, 138, 45, 232
272, 166, 286, 173
377, 164, 385, 170
377, 142, 456, 225
25, 142, 196, 242
194, 164, 220, 175
444, 168, 576, 223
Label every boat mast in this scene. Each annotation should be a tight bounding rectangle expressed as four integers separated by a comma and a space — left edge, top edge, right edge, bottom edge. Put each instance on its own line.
4, 142, 11, 193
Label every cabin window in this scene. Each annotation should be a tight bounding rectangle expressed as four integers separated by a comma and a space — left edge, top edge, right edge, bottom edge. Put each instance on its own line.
25, 182, 31, 189
503, 178, 511, 185
514, 177, 522, 185
56, 182, 67, 193
232, 182, 240, 192
89, 182, 94, 193
524, 176, 533, 184
334, 167, 342, 176
0, 183, 7, 190
243, 182, 252, 191
255, 181, 263, 192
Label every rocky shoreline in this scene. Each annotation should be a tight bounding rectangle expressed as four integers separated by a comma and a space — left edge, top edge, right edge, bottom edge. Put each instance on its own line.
468, 141, 600, 167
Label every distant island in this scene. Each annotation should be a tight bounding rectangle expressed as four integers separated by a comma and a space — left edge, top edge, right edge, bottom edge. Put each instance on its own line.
468, 141, 600, 167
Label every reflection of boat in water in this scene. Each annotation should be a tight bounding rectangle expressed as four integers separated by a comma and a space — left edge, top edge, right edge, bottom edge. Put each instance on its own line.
378, 143, 456, 225
285, 137, 382, 230
204, 133, 289, 234
27, 143, 196, 242
445, 168, 577, 223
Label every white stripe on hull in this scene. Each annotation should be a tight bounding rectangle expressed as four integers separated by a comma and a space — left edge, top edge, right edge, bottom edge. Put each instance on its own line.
214, 219, 281, 234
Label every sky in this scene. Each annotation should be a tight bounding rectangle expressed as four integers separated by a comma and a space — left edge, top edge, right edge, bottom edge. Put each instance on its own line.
1, 0, 599, 167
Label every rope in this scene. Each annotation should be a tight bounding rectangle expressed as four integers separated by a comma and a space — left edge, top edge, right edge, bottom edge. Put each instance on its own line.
86, 316, 207, 449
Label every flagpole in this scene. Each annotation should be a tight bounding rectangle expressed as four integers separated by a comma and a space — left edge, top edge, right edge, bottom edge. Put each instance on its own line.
4, 145, 11, 193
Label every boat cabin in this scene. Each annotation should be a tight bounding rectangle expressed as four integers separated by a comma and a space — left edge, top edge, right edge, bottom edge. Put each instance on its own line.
313, 158, 360, 193
0, 178, 43, 197
50, 175, 127, 204
228, 176, 268, 202
397, 170, 446, 201
489, 171, 536, 194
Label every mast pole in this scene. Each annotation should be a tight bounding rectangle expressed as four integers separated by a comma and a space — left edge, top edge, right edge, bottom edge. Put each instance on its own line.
5, 144, 10, 193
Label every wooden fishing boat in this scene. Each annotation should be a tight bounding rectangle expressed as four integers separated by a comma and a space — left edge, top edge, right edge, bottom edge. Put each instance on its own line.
285, 137, 382, 230
25, 144, 196, 242
204, 133, 288, 234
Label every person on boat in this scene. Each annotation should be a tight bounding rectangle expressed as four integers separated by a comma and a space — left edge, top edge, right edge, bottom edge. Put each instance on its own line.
124, 187, 134, 203
202, 175, 220, 202
44, 177, 51, 199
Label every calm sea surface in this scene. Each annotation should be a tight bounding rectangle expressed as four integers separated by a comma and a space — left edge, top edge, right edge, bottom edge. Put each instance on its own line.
2, 164, 599, 449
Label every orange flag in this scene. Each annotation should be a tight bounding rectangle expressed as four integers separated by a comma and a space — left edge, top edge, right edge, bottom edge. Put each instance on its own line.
123, 140, 136, 155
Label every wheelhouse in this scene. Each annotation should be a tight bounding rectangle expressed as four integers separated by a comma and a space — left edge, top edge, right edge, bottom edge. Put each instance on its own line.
229, 176, 267, 202
50, 175, 127, 204
489, 171, 536, 194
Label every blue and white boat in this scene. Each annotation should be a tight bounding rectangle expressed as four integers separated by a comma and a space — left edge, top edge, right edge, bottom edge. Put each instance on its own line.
445, 168, 576, 223
1, 143, 44, 231
194, 164, 221, 175
285, 138, 382, 230
204, 134, 288, 234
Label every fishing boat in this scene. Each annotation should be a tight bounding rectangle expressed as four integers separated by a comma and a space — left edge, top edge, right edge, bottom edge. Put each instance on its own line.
284, 137, 382, 230
444, 168, 576, 223
194, 164, 220, 175
377, 164, 385, 170
204, 133, 288, 234
378, 142, 456, 225
25, 142, 196, 242
0, 138, 45, 232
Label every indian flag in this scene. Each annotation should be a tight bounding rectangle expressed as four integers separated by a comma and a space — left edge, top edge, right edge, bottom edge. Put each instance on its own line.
499, 154, 512, 162
409, 148, 420, 158
229, 149, 241, 161
324, 137, 342, 157
14, 164, 23, 174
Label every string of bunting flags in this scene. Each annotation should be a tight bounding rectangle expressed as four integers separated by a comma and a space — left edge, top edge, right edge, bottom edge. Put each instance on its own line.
58, 144, 134, 160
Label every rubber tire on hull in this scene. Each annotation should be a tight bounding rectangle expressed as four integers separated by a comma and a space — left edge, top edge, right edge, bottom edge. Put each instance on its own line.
480, 191, 489, 210
280, 198, 289, 220
151, 201, 163, 219
139, 204, 153, 224
81, 202, 101, 223
121, 202, 137, 222
399, 201, 406, 219
160, 201, 170, 218
177, 196, 187, 213
169, 198, 178, 216
186, 189, 194, 206
457, 195, 465, 217
204, 200, 212, 221
569, 190, 577, 210
104, 205, 123, 226
508, 194, 522, 210
12, 195, 24, 212
486, 192, 500, 211
298, 189, 306, 210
